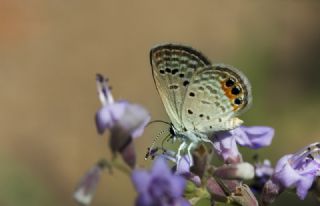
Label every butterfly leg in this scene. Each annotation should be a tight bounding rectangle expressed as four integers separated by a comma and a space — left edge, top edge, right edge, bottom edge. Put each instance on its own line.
176, 141, 187, 164
187, 142, 197, 167
201, 137, 215, 147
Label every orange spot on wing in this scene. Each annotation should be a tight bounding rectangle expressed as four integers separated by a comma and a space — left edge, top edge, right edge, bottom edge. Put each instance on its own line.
220, 80, 241, 111
233, 105, 240, 111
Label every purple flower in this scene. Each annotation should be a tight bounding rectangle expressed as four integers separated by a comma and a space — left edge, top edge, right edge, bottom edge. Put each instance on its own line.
255, 159, 274, 178
132, 158, 190, 206
148, 149, 201, 186
251, 159, 274, 193
95, 74, 150, 168
207, 178, 259, 205
272, 142, 320, 199
176, 155, 192, 175
175, 155, 201, 186
262, 142, 320, 204
212, 126, 274, 163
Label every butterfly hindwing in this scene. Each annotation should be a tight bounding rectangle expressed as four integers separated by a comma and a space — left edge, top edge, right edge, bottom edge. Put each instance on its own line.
181, 64, 252, 134
150, 43, 211, 129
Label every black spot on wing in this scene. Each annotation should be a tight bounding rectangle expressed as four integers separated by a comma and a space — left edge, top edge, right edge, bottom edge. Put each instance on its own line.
171, 69, 179, 75
150, 43, 211, 67
169, 85, 179, 90
234, 98, 242, 105
231, 87, 241, 95
201, 100, 211, 105
183, 80, 190, 87
225, 78, 235, 87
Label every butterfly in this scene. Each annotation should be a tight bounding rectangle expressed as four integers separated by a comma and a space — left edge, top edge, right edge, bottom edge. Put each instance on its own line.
149, 43, 252, 165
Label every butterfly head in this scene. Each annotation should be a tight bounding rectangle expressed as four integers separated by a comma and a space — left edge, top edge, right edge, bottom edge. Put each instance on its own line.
169, 125, 176, 136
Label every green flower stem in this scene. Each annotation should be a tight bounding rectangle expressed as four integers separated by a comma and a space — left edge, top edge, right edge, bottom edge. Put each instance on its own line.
111, 158, 132, 175
96, 157, 131, 176
185, 182, 211, 205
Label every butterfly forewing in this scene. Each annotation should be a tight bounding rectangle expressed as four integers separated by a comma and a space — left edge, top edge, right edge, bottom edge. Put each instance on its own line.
181, 64, 252, 134
150, 44, 211, 129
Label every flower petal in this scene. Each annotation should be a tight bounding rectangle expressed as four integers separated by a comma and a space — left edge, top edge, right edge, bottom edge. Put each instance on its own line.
212, 131, 242, 163
96, 73, 114, 105
132, 157, 188, 206
170, 175, 186, 197
131, 170, 151, 193
176, 155, 191, 174
273, 155, 300, 187
274, 154, 292, 172
135, 194, 152, 206
234, 126, 274, 149
119, 103, 150, 138
296, 174, 315, 199
255, 159, 274, 178
95, 102, 128, 134
151, 157, 171, 178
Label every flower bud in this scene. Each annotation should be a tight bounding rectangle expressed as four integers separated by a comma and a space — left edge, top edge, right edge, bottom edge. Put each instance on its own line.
73, 165, 102, 205
261, 179, 282, 205
214, 162, 255, 180
230, 184, 258, 206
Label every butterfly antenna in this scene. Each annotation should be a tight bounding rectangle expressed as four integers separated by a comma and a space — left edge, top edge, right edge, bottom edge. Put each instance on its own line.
145, 129, 168, 160
146, 120, 171, 128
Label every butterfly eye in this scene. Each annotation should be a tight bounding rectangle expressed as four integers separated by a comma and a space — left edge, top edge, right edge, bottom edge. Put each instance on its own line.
169, 127, 175, 135
225, 78, 235, 87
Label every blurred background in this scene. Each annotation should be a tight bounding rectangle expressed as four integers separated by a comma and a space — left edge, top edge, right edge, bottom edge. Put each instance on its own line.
0, 0, 320, 205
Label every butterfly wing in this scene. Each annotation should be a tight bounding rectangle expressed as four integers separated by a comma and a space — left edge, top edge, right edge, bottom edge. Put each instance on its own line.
150, 43, 211, 129
181, 64, 252, 135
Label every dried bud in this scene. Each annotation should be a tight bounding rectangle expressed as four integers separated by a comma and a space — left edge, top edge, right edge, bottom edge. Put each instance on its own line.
261, 179, 282, 205
119, 139, 136, 168
191, 144, 210, 178
229, 184, 258, 206
206, 177, 228, 203
95, 74, 150, 169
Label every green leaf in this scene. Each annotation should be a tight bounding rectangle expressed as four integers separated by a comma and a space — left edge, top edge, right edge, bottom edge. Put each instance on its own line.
194, 197, 211, 206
